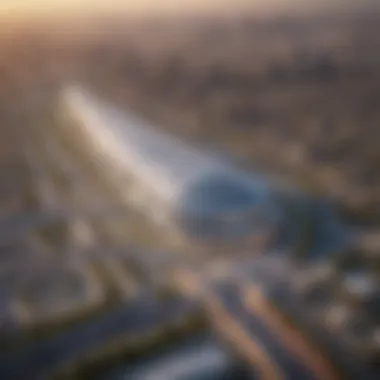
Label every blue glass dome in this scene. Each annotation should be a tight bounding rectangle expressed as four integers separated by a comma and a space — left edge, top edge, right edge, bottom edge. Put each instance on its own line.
174, 171, 280, 241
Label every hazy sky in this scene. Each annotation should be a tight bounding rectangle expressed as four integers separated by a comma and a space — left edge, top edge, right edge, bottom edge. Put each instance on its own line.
0, 0, 377, 17
0, 0, 292, 14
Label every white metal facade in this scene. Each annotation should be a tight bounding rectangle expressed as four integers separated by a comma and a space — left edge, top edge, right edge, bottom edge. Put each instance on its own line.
59, 86, 282, 239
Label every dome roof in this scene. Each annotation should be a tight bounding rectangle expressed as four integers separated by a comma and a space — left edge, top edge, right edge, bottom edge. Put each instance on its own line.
180, 172, 268, 215
174, 171, 280, 240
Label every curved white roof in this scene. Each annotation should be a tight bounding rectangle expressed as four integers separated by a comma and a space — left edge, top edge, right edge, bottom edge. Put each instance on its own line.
60, 85, 285, 240
62, 86, 230, 204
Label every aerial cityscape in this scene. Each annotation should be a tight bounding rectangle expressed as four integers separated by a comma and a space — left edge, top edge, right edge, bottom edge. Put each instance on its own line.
0, 3, 379, 379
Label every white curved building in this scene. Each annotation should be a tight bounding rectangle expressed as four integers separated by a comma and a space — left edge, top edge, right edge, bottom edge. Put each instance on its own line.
58, 85, 348, 255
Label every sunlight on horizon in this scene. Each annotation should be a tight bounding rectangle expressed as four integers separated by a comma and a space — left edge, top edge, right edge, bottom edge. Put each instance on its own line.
0, 0, 366, 18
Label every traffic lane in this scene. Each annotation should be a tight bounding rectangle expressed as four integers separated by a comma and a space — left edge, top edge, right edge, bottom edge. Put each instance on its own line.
207, 282, 334, 380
